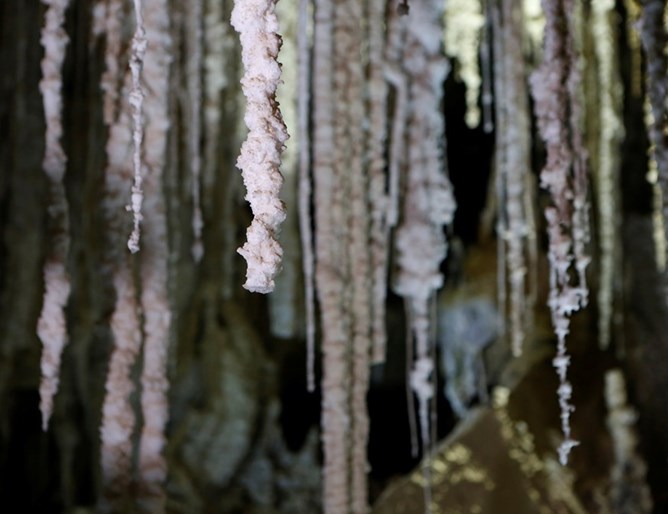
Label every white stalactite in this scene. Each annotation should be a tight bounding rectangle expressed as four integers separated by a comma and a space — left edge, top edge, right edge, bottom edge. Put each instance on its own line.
231, 0, 289, 294
392, 0, 456, 464
444, 0, 484, 128
37, 0, 72, 431
127, 0, 148, 254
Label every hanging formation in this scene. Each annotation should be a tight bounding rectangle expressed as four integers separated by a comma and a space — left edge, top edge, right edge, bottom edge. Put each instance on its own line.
33, 0, 668, 510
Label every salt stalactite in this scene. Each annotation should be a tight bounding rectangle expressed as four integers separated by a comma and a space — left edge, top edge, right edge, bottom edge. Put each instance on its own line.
368, 0, 390, 365
493, 0, 533, 357
604, 369, 653, 513
136, 0, 172, 511
313, 0, 376, 509
592, 0, 623, 350
100, 80, 142, 514
297, 0, 316, 390
127, 0, 148, 254
231, 0, 289, 294
392, 0, 456, 465
530, 0, 590, 465
188, 0, 204, 261
37, 0, 72, 431
313, 0, 352, 510
639, 0, 668, 272
444, 0, 484, 129
335, 0, 372, 509
100, 264, 142, 510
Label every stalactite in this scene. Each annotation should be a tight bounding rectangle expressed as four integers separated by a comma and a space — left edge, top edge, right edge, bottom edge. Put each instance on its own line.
188, 0, 204, 261
37, 0, 72, 431
392, 0, 456, 463
100, 82, 142, 514
592, 0, 623, 350
492, 0, 533, 357
339, 0, 372, 509
639, 0, 668, 273
297, 0, 316, 390
100, 265, 142, 510
368, 0, 390, 365
127, 0, 148, 254
136, 1, 172, 510
231, 0, 289, 294
604, 369, 653, 512
444, 0, 484, 129
313, 0, 350, 510
530, 0, 590, 465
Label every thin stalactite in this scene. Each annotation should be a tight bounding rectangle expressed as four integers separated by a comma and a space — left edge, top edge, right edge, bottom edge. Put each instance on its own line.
591, 0, 623, 350
492, 0, 533, 357
188, 0, 204, 262
368, 0, 390, 365
127, 0, 148, 254
297, 0, 316, 391
37, 0, 73, 431
639, 0, 668, 271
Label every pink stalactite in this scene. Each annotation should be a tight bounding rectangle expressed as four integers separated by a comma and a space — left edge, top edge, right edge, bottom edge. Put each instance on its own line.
100, 108, 143, 510
100, 266, 142, 509
37, 0, 72, 431
231, 0, 289, 294
530, 0, 590, 465
338, 0, 372, 509
136, 0, 172, 510
368, 0, 390, 365
313, 0, 351, 510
